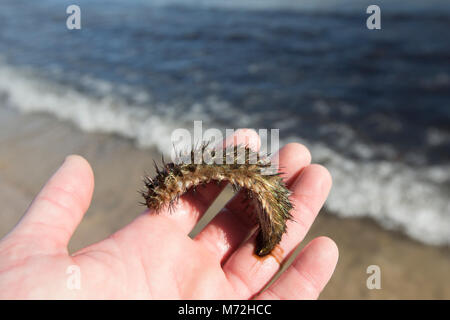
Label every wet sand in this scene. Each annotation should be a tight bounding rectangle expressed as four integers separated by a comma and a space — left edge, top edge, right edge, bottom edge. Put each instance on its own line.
0, 106, 449, 299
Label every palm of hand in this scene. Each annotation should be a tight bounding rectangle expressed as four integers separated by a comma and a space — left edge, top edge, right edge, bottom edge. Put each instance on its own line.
0, 131, 338, 299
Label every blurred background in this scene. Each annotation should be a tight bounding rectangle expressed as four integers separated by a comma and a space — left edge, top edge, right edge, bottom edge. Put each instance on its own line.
0, 0, 449, 298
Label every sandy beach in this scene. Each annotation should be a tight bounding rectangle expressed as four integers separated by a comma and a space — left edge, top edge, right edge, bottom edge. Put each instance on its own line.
1, 106, 449, 299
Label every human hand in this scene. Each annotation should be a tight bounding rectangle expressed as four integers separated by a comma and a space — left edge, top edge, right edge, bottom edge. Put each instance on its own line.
0, 130, 338, 299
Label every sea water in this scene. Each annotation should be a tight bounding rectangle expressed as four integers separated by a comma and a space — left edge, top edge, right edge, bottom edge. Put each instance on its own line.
0, 0, 449, 245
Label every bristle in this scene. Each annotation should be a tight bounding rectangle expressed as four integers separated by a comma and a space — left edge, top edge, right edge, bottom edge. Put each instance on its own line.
141, 142, 293, 257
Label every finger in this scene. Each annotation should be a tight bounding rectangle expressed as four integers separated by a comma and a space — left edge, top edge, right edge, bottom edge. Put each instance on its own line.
151, 129, 261, 234
194, 143, 311, 261
8, 155, 94, 255
223, 164, 332, 298
257, 237, 339, 300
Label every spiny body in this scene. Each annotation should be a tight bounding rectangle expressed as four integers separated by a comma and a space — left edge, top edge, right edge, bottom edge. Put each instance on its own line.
141, 144, 293, 256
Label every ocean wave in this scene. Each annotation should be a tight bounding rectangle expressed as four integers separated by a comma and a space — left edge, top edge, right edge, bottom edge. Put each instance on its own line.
0, 62, 181, 153
305, 142, 450, 245
0, 63, 449, 246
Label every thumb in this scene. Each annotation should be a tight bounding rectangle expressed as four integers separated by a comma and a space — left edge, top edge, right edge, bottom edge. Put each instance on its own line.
10, 155, 94, 255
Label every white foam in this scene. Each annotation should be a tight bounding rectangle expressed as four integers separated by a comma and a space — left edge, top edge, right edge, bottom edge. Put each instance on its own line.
303, 141, 450, 245
0, 63, 179, 154
1, 62, 449, 246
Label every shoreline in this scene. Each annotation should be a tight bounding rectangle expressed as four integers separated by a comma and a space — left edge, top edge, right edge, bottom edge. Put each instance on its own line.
0, 106, 449, 299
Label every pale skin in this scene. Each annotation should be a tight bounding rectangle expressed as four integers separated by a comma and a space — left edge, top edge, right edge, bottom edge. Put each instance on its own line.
0, 130, 338, 299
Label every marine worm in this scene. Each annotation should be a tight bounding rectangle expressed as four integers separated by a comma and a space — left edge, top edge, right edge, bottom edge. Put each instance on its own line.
141, 143, 293, 256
